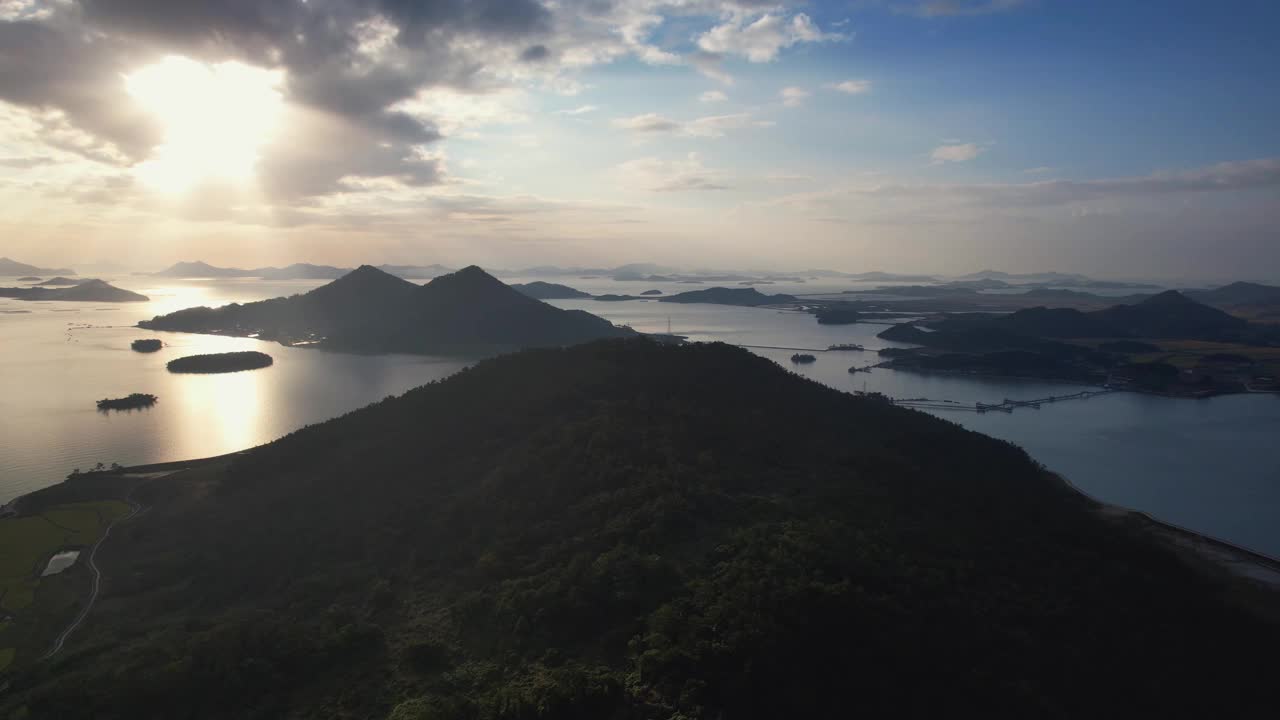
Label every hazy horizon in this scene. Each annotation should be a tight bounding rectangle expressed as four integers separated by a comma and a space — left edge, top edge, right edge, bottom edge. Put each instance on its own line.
3, 1, 1279, 280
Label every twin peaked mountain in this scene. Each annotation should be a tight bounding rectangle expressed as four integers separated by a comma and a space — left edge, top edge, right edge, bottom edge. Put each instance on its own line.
140, 265, 633, 354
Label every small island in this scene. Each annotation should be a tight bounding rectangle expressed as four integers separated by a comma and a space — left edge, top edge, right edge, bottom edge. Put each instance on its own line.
814, 307, 861, 325
790, 353, 817, 364
641, 289, 663, 295
167, 351, 274, 374
131, 339, 163, 353
97, 393, 158, 410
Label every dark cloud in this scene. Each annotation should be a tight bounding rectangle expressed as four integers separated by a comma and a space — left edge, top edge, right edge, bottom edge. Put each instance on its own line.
1, 1, 558, 196
520, 44, 550, 62
0, 1, 819, 201
78, 0, 551, 54
257, 105, 444, 199
0, 20, 161, 162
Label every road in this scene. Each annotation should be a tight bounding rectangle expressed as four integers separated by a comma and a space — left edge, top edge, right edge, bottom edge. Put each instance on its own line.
40, 498, 142, 660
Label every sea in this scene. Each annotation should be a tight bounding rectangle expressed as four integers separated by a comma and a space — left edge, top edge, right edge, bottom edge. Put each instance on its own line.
2, 273, 1277, 557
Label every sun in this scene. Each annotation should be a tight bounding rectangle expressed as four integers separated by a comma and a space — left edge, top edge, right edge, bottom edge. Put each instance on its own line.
125, 56, 284, 192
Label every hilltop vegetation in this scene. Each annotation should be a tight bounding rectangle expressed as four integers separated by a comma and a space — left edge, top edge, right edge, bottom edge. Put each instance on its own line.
2, 340, 1274, 719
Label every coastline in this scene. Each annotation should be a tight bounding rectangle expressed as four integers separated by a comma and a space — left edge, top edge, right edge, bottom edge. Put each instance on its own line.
11, 448, 1277, 591
884, 363, 1279, 399
1050, 471, 1280, 590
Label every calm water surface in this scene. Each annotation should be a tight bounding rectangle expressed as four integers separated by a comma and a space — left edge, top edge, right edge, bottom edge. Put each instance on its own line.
2, 274, 1277, 557
41, 550, 81, 577
0, 276, 469, 503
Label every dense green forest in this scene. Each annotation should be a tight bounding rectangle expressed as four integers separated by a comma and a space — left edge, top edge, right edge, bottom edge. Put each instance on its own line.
3, 340, 1275, 719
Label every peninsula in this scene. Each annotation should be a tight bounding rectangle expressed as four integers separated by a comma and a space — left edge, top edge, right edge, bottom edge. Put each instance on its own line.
876, 291, 1280, 395
509, 281, 591, 299
0, 279, 148, 303
139, 265, 632, 355
659, 286, 797, 306
1, 340, 1274, 718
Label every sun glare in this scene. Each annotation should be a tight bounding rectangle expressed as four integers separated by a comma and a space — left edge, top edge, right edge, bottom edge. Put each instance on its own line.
125, 56, 284, 192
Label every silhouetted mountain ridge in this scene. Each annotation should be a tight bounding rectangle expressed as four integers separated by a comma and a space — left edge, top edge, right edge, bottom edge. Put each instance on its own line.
0, 257, 75, 276
659, 286, 797, 306
0, 279, 147, 302
509, 281, 592, 299
139, 265, 631, 354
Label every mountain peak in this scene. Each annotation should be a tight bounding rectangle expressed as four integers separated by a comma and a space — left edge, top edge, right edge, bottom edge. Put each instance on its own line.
1140, 289, 1196, 306
348, 264, 394, 278
453, 264, 492, 278
305, 265, 418, 305
423, 265, 506, 292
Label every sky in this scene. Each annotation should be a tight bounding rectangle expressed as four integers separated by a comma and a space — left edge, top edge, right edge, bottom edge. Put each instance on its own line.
1, 0, 1278, 280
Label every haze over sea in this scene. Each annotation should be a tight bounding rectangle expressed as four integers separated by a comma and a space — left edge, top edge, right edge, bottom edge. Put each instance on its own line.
2, 273, 1277, 557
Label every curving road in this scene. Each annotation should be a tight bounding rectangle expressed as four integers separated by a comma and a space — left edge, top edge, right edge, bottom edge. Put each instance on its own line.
41, 499, 142, 661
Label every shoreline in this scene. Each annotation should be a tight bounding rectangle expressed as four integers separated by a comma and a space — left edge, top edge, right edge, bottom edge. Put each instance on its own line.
1051, 472, 1280, 588
884, 364, 1279, 399
12, 449, 1277, 589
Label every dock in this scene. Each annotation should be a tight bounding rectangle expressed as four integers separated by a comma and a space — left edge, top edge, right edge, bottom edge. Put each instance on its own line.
893, 389, 1113, 414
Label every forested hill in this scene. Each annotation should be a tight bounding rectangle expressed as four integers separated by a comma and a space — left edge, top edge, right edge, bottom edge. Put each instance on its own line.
6, 340, 1275, 719
139, 265, 631, 354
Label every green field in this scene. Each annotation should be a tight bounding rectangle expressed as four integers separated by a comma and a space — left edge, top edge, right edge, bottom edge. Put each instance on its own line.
1133, 340, 1280, 372
0, 501, 130, 613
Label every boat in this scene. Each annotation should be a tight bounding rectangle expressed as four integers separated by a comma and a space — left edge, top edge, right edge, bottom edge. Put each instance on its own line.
827, 343, 866, 351
790, 353, 817, 364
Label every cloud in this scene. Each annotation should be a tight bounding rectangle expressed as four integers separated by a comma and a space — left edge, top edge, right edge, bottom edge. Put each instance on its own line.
697, 12, 842, 63
689, 51, 734, 85
0, 155, 55, 169
5, 1, 802, 206
520, 44, 551, 63
775, 158, 1280, 210
397, 88, 530, 136
826, 79, 871, 95
612, 112, 772, 138
780, 86, 809, 107
1023, 166, 1055, 175
613, 113, 683, 134
614, 153, 730, 192
556, 104, 599, 115
0, 1, 840, 210
898, 0, 1029, 17
930, 142, 984, 163
699, 90, 729, 103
